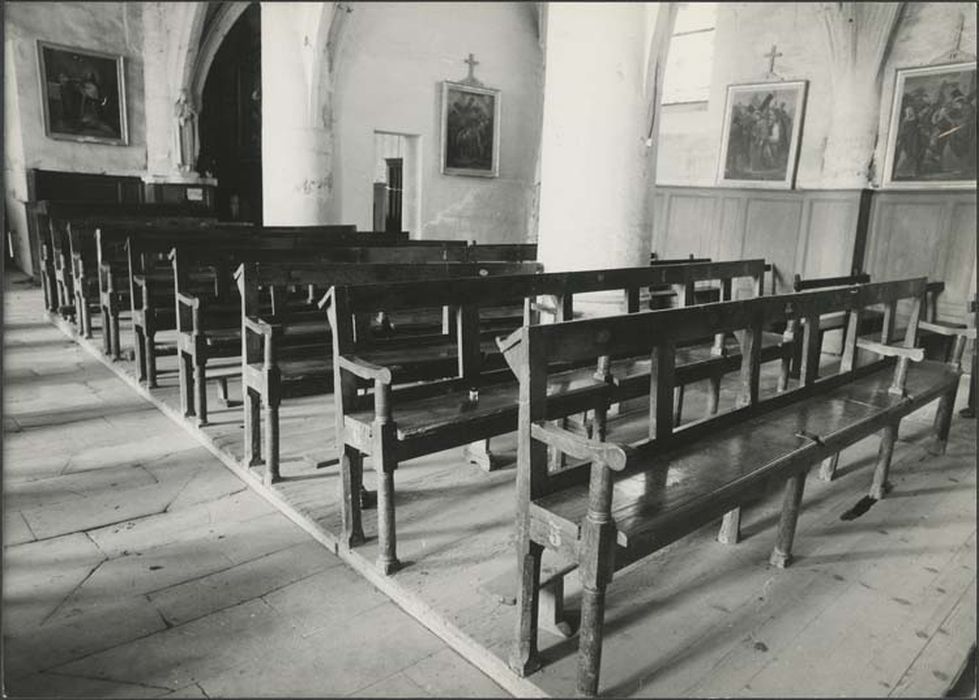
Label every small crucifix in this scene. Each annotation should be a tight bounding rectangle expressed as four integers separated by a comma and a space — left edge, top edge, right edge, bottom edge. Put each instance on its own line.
464, 53, 480, 83
765, 44, 783, 75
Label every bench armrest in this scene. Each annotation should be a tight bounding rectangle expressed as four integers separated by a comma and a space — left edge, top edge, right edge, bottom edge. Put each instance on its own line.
243, 315, 279, 338
530, 422, 629, 471
131, 273, 148, 309
918, 320, 977, 340
855, 338, 925, 362
243, 315, 281, 366
338, 355, 393, 384
177, 292, 201, 334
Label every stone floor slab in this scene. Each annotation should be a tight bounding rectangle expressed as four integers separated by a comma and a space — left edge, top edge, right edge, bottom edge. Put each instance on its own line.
148, 540, 336, 626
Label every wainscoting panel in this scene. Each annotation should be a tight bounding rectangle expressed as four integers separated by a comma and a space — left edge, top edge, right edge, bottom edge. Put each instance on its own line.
651, 187, 865, 294
865, 190, 977, 322
652, 186, 976, 323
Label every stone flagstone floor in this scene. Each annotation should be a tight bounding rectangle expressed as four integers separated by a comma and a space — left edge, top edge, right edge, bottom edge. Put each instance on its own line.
2, 268, 507, 698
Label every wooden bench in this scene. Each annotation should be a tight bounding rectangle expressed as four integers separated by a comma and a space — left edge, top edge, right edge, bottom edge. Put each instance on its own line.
125, 224, 412, 386
34, 201, 215, 319
66, 214, 216, 340
173, 242, 534, 426
236, 260, 543, 484
498, 277, 974, 696
791, 273, 954, 367
95, 220, 262, 359
323, 259, 789, 574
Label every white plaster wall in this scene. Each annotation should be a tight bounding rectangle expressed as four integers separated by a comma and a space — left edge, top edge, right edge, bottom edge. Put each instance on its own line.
536, 2, 653, 272
4, 2, 147, 274
4, 2, 147, 175
5, 36, 32, 272
261, 2, 337, 225
655, 1, 976, 188
333, 2, 542, 241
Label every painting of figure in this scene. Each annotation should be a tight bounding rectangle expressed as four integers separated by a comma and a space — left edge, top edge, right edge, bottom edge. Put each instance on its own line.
717, 80, 807, 188
884, 62, 976, 188
37, 41, 128, 145
441, 81, 500, 177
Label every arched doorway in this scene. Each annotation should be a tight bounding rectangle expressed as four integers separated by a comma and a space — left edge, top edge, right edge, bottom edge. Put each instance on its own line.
197, 3, 262, 223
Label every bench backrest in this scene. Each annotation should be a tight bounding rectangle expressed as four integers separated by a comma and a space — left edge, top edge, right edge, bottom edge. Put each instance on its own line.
466, 243, 537, 262
502, 277, 929, 500
324, 259, 768, 423
236, 260, 543, 320
325, 259, 766, 318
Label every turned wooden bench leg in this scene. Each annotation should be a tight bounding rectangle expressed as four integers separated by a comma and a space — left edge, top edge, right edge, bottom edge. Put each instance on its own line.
717, 508, 741, 545
244, 386, 263, 468
100, 304, 111, 354
705, 372, 722, 417
929, 385, 958, 456
83, 299, 93, 338
262, 399, 280, 486
134, 325, 148, 381
110, 307, 121, 360
373, 420, 400, 575
179, 349, 195, 419
340, 445, 366, 548
464, 438, 502, 471
818, 453, 840, 481
870, 423, 898, 500
145, 330, 158, 388
539, 574, 573, 638
216, 377, 231, 407
509, 540, 544, 677
194, 360, 208, 426
770, 470, 807, 568
673, 384, 685, 426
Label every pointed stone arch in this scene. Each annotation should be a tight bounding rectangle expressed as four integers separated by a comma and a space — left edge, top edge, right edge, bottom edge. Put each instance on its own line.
181, 1, 252, 109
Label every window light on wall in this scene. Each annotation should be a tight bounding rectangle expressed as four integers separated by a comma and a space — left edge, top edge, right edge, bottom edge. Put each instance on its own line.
661, 2, 717, 105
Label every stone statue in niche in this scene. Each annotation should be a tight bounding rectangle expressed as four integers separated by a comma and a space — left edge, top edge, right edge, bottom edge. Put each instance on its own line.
173, 89, 199, 175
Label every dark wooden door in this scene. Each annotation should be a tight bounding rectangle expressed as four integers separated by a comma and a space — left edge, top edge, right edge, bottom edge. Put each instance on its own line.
198, 3, 262, 223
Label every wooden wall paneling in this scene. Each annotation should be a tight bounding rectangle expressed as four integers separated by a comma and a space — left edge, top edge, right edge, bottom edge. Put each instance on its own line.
719, 194, 747, 264
663, 192, 717, 259
798, 192, 860, 281
742, 196, 804, 295
937, 199, 977, 319
865, 190, 976, 324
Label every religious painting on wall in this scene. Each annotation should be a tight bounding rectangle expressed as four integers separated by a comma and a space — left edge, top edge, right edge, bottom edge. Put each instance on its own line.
36, 41, 128, 145
716, 80, 807, 189
882, 62, 976, 189
440, 81, 501, 177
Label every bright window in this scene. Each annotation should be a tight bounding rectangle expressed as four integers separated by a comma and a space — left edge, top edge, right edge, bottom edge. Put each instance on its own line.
661, 2, 717, 105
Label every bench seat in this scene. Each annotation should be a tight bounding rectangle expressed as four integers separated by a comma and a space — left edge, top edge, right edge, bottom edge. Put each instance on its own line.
533, 359, 956, 556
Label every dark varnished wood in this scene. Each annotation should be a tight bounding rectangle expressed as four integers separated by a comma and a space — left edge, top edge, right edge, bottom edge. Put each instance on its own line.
506, 276, 970, 696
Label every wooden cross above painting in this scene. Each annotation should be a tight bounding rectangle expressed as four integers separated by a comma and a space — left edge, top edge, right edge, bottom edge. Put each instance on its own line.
883, 61, 976, 189
440, 81, 501, 177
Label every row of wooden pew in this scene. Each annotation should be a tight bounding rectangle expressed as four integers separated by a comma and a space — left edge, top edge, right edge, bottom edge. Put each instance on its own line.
36, 202, 975, 697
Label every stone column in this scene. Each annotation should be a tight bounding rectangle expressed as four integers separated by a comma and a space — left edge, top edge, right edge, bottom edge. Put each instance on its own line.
261, 3, 336, 225
817, 2, 904, 187
535, 2, 674, 313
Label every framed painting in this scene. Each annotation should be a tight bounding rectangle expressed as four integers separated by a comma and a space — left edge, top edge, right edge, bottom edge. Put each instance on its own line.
36, 40, 128, 145
440, 81, 500, 177
716, 80, 807, 189
882, 61, 976, 189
